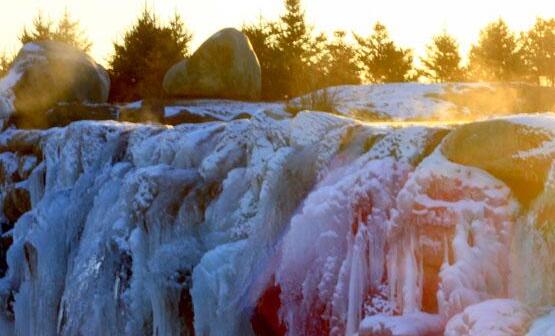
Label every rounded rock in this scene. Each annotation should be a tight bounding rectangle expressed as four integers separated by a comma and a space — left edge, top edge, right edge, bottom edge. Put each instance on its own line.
3, 41, 110, 128
163, 28, 261, 100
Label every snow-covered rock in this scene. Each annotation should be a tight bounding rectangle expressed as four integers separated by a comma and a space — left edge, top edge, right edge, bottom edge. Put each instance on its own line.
288, 83, 485, 120
0, 91, 553, 335
0, 41, 109, 128
442, 115, 555, 204
289, 83, 555, 122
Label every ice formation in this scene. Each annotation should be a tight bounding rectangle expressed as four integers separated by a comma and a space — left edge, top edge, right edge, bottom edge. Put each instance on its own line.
0, 86, 554, 335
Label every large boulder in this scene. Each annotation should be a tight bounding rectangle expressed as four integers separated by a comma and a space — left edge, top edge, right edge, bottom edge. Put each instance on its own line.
0, 41, 110, 128
163, 28, 261, 100
442, 116, 555, 204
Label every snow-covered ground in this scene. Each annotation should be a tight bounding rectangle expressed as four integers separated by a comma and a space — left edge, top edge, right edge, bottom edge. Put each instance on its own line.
161, 100, 288, 120
0, 83, 554, 335
289, 82, 555, 123
289, 83, 495, 121
123, 99, 288, 121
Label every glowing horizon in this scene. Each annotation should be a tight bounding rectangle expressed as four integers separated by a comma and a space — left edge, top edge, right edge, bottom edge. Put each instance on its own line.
1, 0, 554, 67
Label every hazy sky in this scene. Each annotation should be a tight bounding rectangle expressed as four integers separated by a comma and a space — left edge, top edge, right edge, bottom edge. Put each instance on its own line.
1, 0, 555, 66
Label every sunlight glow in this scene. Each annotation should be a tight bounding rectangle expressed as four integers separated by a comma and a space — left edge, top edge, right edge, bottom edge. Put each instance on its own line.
0, 0, 554, 65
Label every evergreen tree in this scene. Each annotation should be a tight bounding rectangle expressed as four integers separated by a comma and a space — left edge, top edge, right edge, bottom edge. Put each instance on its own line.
277, 0, 314, 97
108, 8, 192, 102
168, 12, 193, 57
468, 19, 524, 81
306, 32, 330, 89
243, 0, 327, 99
421, 31, 465, 82
355, 23, 414, 83
322, 31, 361, 87
20, 10, 92, 52
242, 18, 287, 100
522, 17, 555, 86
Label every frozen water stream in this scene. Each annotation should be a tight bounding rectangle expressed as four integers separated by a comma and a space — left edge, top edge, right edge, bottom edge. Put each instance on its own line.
0, 110, 554, 335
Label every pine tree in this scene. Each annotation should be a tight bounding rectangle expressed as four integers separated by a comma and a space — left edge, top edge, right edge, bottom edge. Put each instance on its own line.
468, 19, 524, 81
243, 0, 361, 99
243, 18, 287, 100
20, 13, 54, 45
20, 10, 92, 52
244, 0, 328, 99
305, 32, 329, 89
277, 0, 314, 97
322, 31, 361, 87
279, 0, 311, 62
421, 32, 465, 82
168, 12, 193, 57
355, 23, 414, 83
109, 8, 192, 102
522, 17, 555, 86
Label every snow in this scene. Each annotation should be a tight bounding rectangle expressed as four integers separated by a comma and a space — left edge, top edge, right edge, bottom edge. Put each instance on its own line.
123, 100, 142, 109
388, 149, 519, 320
502, 113, 555, 159
162, 99, 288, 121
21, 43, 43, 53
289, 83, 492, 121
505, 112, 555, 132
444, 299, 533, 336
0, 112, 310, 335
359, 312, 444, 336
0, 66, 23, 118
0, 84, 555, 335
528, 308, 555, 336
164, 106, 184, 118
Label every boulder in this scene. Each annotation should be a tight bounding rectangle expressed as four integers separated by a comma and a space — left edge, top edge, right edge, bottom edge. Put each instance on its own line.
163, 28, 261, 100
442, 117, 555, 204
2, 41, 110, 128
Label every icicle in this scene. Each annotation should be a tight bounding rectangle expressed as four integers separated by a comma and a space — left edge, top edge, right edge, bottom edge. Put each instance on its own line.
345, 217, 368, 335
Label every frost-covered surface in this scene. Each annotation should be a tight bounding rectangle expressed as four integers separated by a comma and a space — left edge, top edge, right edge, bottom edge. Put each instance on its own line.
0, 63, 25, 119
123, 100, 143, 110
528, 309, 555, 336
359, 312, 444, 336
0, 43, 46, 119
0, 41, 109, 122
0, 104, 554, 335
388, 149, 519, 318
0, 112, 353, 336
504, 113, 555, 159
444, 299, 533, 336
163, 99, 288, 121
289, 83, 492, 121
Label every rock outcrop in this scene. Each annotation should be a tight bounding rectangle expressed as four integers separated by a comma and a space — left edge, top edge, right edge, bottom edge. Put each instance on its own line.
0, 86, 554, 335
442, 117, 555, 204
163, 28, 261, 100
0, 41, 110, 128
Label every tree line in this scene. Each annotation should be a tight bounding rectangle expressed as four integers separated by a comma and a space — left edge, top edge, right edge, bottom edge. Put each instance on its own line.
1, 0, 555, 102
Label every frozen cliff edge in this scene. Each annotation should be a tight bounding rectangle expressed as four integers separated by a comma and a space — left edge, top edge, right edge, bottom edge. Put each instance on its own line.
0, 110, 554, 335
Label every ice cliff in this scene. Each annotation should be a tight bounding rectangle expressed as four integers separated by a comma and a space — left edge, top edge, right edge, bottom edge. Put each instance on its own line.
0, 96, 555, 335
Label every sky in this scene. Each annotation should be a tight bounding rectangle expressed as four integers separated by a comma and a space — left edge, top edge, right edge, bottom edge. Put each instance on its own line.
1, 0, 555, 66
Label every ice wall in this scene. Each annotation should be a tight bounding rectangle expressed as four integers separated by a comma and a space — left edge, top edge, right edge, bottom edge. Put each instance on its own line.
0, 111, 554, 335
